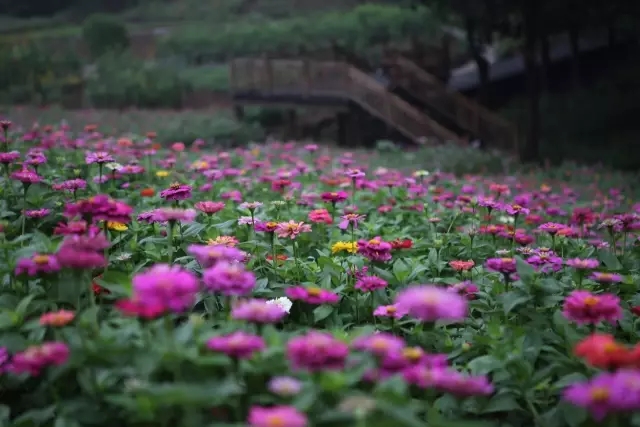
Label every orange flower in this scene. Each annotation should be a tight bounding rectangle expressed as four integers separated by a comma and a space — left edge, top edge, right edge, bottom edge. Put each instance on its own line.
151, 143, 162, 150
140, 188, 155, 197
449, 260, 475, 271
117, 138, 133, 147
40, 309, 75, 327
390, 238, 413, 250
146, 131, 157, 139
574, 334, 633, 369
266, 254, 288, 265
84, 124, 97, 132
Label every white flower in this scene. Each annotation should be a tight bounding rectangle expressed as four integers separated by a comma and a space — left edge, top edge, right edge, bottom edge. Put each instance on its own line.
266, 297, 292, 314
105, 162, 123, 171
498, 215, 514, 224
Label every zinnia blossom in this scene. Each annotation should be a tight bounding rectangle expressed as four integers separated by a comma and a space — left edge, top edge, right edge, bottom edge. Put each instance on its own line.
562, 290, 622, 325
394, 285, 467, 323
276, 220, 312, 239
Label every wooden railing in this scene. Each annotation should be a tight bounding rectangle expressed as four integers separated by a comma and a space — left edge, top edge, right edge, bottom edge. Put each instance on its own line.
383, 54, 519, 152
229, 57, 462, 144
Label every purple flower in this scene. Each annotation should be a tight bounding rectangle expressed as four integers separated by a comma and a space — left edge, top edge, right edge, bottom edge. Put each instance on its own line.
354, 275, 388, 292
160, 183, 192, 201
589, 272, 623, 284
15, 254, 60, 276
187, 244, 246, 268
132, 264, 199, 313
287, 331, 349, 372
563, 372, 634, 420
394, 285, 467, 323
267, 376, 302, 396
85, 151, 114, 165
207, 332, 265, 359
566, 258, 600, 270
248, 405, 308, 427
338, 213, 366, 230
202, 261, 256, 296
485, 257, 517, 274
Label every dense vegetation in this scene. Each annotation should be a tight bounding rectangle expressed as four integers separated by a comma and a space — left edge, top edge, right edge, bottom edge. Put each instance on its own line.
0, 119, 639, 427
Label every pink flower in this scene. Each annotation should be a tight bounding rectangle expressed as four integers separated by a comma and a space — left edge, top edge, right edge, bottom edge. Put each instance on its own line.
15, 254, 60, 276
187, 244, 246, 268
8, 342, 70, 376
352, 333, 405, 357
286, 331, 349, 372
160, 183, 192, 201
338, 213, 366, 230
589, 272, 623, 284
202, 261, 256, 296
248, 405, 308, 427
131, 264, 199, 314
285, 286, 339, 304
231, 299, 288, 324
308, 209, 333, 224
207, 332, 265, 359
194, 201, 225, 215
355, 275, 388, 292
85, 151, 114, 165
485, 257, 517, 274
394, 285, 467, 323
373, 304, 407, 319
357, 237, 392, 262
562, 290, 622, 325
321, 191, 348, 203
275, 220, 312, 239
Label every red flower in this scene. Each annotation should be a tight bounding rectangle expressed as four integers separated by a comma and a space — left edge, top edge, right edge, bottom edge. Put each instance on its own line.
92, 275, 110, 296
574, 334, 633, 369
390, 238, 413, 250
449, 260, 475, 271
631, 306, 640, 316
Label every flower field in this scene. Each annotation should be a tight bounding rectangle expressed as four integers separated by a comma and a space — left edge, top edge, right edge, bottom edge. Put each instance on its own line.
1, 119, 640, 427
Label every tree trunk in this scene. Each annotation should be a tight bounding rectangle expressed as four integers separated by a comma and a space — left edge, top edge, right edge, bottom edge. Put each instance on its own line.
465, 18, 491, 105
540, 33, 551, 90
568, 24, 581, 89
520, 0, 541, 164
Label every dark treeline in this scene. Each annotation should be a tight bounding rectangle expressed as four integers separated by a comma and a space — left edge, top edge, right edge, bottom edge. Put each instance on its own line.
0, 0, 141, 18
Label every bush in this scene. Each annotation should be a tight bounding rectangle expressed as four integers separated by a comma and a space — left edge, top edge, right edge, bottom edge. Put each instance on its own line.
85, 52, 190, 109
157, 4, 442, 65
82, 14, 129, 58
154, 114, 264, 146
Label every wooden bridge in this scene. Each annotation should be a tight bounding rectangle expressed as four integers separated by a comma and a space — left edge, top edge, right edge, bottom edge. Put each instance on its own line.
229, 57, 518, 151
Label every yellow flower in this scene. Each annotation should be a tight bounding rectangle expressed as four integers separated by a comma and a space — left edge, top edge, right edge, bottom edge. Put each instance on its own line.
107, 222, 128, 232
208, 236, 239, 247
156, 170, 170, 178
190, 161, 209, 171
331, 241, 357, 255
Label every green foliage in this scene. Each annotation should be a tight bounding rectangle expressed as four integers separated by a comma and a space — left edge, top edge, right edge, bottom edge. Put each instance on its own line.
157, 4, 442, 64
85, 52, 190, 109
153, 114, 263, 145
0, 41, 82, 104
82, 13, 130, 58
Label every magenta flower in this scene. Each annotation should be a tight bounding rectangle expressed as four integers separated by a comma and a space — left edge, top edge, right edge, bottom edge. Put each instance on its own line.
566, 258, 600, 270
115, 298, 165, 319
352, 333, 405, 357
538, 222, 567, 235
357, 237, 393, 262
338, 213, 366, 230
64, 195, 132, 224
286, 331, 349, 372
202, 261, 256, 296
132, 264, 199, 313
85, 151, 114, 165
207, 332, 265, 359
194, 201, 225, 215
231, 299, 287, 323
447, 281, 479, 300
24, 209, 50, 219
153, 208, 197, 223
394, 285, 467, 323
11, 168, 41, 184
373, 304, 407, 319
248, 405, 308, 427
562, 290, 622, 325
187, 244, 246, 268
563, 372, 633, 421
589, 272, 623, 284
285, 286, 339, 305
345, 168, 365, 179
503, 203, 530, 216
354, 275, 388, 292
485, 257, 517, 274
15, 254, 60, 276
160, 183, 192, 201
0, 151, 20, 164
52, 179, 87, 193
56, 233, 109, 269
8, 342, 70, 376
321, 191, 348, 203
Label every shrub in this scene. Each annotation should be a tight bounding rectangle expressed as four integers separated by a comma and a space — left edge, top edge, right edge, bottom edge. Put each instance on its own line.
85, 52, 190, 109
82, 14, 130, 58
157, 4, 442, 65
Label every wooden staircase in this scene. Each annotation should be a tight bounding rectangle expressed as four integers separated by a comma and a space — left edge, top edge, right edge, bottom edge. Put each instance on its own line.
382, 54, 519, 152
229, 58, 463, 145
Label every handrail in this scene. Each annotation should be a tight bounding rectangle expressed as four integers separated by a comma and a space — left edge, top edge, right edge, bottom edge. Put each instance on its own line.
383, 54, 519, 152
229, 57, 463, 145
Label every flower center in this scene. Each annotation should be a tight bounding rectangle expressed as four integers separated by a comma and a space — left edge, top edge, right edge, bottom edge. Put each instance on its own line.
33, 255, 50, 264
584, 296, 599, 306
403, 347, 422, 361
590, 388, 609, 402
307, 287, 322, 297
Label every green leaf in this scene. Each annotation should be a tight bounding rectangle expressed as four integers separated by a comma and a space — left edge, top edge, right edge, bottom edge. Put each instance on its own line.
467, 355, 503, 375
515, 256, 536, 282
313, 305, 334, 323
597, 249, 623, 271
376, 399, 424, 427
481, 393, 523, 413
553, 373, 588, 390
500, 291, 532, 315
